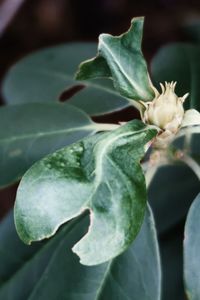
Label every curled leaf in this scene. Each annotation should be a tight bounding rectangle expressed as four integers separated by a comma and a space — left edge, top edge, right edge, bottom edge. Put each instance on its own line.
76, 17, 155, 102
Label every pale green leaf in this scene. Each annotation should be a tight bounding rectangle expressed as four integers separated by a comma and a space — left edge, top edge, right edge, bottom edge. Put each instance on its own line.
1, 205, 161, 300
2, 43, 129, 116
14, 120, 157, 265
181, 109, 200, 127
184, 193, 200, 300
76, 17, 155, 102
0, 103, 95, 188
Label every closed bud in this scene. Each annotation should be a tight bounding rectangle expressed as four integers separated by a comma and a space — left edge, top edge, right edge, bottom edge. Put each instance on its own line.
142, 82, 188, 134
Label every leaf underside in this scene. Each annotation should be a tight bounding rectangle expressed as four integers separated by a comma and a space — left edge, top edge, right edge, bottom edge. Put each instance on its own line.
76, 17, 155, 102
14, 120, 157, 265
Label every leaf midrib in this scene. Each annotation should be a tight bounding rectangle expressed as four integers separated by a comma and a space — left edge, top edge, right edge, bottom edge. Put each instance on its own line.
94, 130, 134, 188
100, 37, 148, 99
0, 125, 96, 144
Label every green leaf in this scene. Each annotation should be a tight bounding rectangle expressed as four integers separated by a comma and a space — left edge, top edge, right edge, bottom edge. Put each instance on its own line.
0, 205, 161, 300
14, 120, 157, 265
148, 134, 200, 299
151, 43, 200, 111
184, 193, 200, 300
0, 103, 95, 188
160, 228, 185, 300
149, 164, 200, 234
2, 43, 129, 116
0, 211, 42, 285
96, 204, 161, 300
76, 17, 155, 102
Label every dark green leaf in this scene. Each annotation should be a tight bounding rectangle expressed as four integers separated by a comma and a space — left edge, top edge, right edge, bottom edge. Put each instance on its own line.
97, 205, 161, 300
0, 205, 161, 300
76, 17, 155, 102
149, 164, 199, 234
0, 211, 42, 285
151, 43, 200, 111
160, 227, 185, 300
0, 103, 95, 188
15, 120, 157, 265
2, 43, 129, 116
184, 193, 200, 300
148, 134, 200, 300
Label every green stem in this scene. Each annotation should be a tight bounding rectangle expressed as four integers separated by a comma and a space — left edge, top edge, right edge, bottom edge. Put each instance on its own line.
128, 98, 143, 112
183, 127, 192, 154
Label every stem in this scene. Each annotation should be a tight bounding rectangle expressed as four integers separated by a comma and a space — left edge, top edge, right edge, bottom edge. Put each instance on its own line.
177, 126, 200, 138
94, 123, 120, 132
128, 99, 143, 112
144, 148, 172, 189
183, 127, 192, 154
145, 164, 159, 188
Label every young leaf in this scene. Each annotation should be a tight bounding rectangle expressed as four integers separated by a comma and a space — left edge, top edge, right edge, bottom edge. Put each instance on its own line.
0, 103, 95, 188
151, 43, 200, 111
184, 193, 200, 300
181, 109, 200, 128
2, 43, 129, 116
1, 205, 161, 300
76, 17, 155, 102
14, 120, 157, 265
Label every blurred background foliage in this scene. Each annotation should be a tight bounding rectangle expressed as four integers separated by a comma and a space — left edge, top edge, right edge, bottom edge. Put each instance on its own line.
1, 0, 200, 88
0, 0, 200, 223
0, 2, 200, 300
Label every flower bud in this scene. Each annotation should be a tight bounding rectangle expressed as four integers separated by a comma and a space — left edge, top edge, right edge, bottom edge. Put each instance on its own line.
142, 82, 188, 134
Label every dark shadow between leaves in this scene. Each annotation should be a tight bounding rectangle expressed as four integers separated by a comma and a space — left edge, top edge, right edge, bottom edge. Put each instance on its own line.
59, 84, 85, 102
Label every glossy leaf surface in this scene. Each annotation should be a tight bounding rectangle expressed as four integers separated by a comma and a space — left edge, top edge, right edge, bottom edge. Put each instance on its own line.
76, 17, 155, 102
2, 43, 129, 116
0, 103, 95, 188
0, 205, 161, 300
151, 43, 200, 111
184, 193, 200, 300
15, 120, 157, 265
